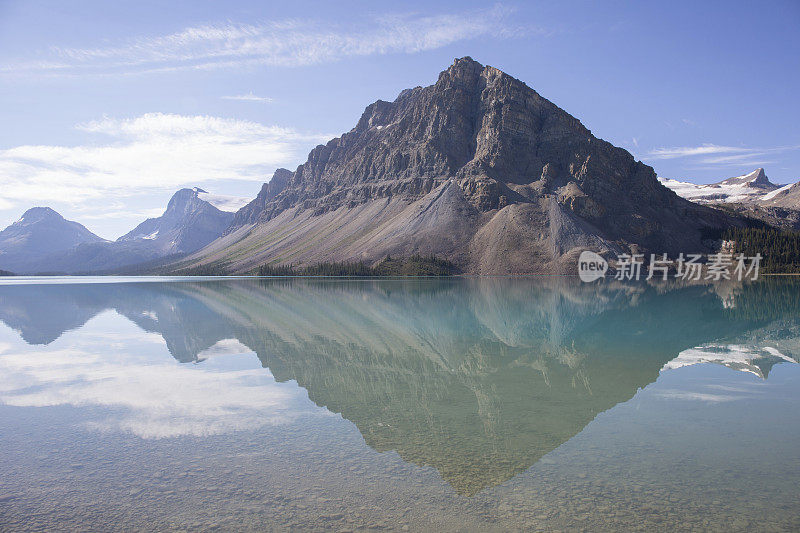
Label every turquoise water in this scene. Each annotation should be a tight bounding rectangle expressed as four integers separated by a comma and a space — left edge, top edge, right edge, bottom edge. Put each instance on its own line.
0, 277, 798, 531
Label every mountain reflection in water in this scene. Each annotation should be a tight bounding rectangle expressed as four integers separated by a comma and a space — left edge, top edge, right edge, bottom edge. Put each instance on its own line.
0, 277, 797, 496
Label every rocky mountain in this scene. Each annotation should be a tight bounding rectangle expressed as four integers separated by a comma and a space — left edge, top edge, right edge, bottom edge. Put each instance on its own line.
1, 188, 247, 274
179, 57, 749, 275
760, 181, 800, 208
659, 168, 782, 204
660, 168, 800, 230
230, 169, 292, 227
0, 207, 106, 273
118, 187, 242, 255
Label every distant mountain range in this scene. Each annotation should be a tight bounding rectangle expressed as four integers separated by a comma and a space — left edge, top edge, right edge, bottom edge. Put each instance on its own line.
660, 168, 779, 204
660, 168, 800, 230
0, 57, 797, 275
0, 188, 248, 274
659, 167, 800, 207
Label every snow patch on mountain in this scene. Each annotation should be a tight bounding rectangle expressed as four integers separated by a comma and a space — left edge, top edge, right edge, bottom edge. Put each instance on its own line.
659, 177, 766, 203
659, 168, 784, 204
761, 183, 795, 201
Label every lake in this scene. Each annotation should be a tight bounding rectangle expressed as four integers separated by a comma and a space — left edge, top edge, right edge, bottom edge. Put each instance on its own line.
0, 277, 798, 531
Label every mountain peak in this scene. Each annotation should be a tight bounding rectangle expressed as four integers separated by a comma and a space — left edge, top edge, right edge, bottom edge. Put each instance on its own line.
718, 167, 775, 189
0, 207, 104, 272
661, 167, 781, 205
437, 56, 489, 89
738, 167, 769, 185
18, 206, 63, 223
752, 167, 766, 177
447, 56, 482, 73
165, 188, 205, 214
230, 168, 292, 227
163, 187, 248, 214
454, 55, 477, 65
118, 186, 239, 254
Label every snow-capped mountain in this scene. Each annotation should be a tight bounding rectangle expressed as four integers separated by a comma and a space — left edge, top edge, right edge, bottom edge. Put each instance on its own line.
0, 187, 250, 274
0, 207, 105, 273
118, 187, 246, 255
659, 168, 782, 204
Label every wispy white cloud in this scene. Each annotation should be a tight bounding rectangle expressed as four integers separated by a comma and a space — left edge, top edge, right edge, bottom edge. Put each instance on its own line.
0, 112, 330, 207
647, 144, 745, 160
646, 143, 800, 167
221, 92, 274, 103
700, 153, 774, 165
2, 6, 528, 77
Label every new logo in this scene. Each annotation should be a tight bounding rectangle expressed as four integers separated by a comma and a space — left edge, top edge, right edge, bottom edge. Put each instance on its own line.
578, 251, 607, 282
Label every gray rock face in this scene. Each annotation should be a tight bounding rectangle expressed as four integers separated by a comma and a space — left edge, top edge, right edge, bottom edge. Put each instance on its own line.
232, 168, 292, 227
720, 203, 800, 231
0, 207, 105, 272
184, 58, 753, 273
119, 187, 234, 255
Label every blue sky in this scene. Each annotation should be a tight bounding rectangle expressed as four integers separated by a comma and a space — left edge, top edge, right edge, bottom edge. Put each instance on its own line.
0, 0, 798, 239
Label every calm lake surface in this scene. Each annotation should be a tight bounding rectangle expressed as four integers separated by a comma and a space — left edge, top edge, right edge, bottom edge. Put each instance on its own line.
0, 277, 798, 532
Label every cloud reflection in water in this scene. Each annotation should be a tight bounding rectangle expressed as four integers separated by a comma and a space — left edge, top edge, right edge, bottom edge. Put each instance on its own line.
0, 311, 324, 438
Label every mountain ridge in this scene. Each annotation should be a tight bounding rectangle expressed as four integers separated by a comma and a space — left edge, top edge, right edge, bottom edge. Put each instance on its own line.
659, 167, 786, 205
177, 57, 750, 275
659, 167, 800, 230
0, 188, 241, 274
0, 207, 106, 273
3, 59, 783, 275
